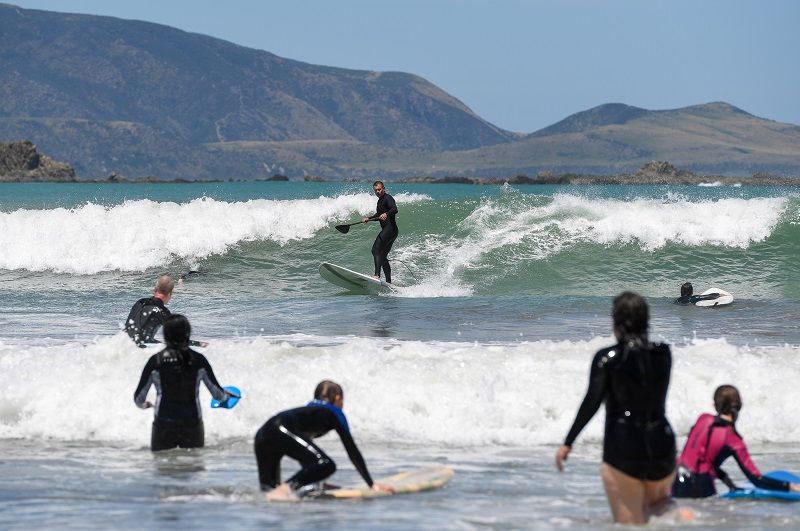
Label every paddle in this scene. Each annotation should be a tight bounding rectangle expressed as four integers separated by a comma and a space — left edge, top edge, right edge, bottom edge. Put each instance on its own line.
335, 219, 374, 234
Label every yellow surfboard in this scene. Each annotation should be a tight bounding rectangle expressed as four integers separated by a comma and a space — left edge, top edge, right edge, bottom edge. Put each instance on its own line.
321, 466, 454, 499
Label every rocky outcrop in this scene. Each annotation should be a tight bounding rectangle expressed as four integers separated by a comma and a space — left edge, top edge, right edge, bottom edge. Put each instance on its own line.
0, 141, 77, 181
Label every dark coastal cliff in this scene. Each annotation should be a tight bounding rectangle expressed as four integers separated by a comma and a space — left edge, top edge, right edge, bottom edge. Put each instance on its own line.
0, 141, 76, 181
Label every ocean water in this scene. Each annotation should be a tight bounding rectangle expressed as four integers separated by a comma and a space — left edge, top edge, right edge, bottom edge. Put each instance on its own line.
1, 181, 799, 528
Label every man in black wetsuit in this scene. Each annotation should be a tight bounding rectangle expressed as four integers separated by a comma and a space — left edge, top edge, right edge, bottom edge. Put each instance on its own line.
362, 180, 398, 283
125, 276, 174, 345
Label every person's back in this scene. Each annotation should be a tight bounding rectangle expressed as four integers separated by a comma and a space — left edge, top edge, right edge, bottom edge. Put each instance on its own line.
125, 276, 174, 345
133, 314, 229, 451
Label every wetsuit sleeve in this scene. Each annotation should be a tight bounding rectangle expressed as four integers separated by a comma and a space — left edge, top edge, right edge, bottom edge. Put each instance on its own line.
196, 354, 228, 401
728, 434, 790, 491
564, 350, 607, 446
715, 468, 739, 491
333, 419, 374, 487
133, 356, 158, 408
384, 194, 398, 217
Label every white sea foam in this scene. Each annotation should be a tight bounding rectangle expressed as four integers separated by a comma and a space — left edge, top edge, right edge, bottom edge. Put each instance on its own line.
389, 194, 790, 295
0, 193, 430, 274
1, 334, 797, 446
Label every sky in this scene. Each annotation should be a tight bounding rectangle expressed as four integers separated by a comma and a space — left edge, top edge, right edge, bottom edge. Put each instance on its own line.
10, 0, 800, 133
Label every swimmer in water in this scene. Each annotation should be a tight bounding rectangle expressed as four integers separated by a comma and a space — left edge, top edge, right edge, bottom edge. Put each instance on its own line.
254, 380, 395, 501
673, 384, 800, 497
675, 282, 722, 305
133, 314, 236, 451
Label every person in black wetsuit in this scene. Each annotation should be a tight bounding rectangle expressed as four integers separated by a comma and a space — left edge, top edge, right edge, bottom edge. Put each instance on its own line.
125, 276, 174, 345
675, 282, 722, 305
254, 380, 394, 501
362, 180, 398, 283
133, 314, 236, 451
555, 292, 677, 525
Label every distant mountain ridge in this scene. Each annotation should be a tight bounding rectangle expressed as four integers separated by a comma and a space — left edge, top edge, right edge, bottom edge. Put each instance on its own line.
1, 3, 799, 179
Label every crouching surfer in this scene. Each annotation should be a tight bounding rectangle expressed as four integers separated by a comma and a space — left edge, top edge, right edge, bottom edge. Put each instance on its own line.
672, 385, 800, 497
254, 380, 394, 501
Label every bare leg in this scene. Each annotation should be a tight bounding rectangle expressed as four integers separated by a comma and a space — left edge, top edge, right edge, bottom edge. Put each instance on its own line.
644, 470, 676, 519
601, 463, 647, 525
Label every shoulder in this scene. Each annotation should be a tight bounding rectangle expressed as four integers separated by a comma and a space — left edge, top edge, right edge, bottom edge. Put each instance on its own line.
649, 342, 671, 355
192, 350, 210, 365
592, 344, 620, 368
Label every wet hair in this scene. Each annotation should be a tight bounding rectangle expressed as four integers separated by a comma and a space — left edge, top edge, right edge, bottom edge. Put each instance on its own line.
155, 275, 174, 295
680, 282, 693, 298
163, 314, 192, 368
372, 180, 384, 188
714, 384, 742, 420
314, 380, 343, 403
612, 291, 649, 343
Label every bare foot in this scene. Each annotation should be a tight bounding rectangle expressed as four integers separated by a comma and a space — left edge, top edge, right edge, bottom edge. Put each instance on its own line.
265, 484, 299, 502
373, 275, 380, 280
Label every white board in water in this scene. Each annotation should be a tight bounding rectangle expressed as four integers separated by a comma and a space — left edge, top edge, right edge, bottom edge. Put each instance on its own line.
319, 262, 392, 294
694, 287, 734, 307
320, 466, 454, 499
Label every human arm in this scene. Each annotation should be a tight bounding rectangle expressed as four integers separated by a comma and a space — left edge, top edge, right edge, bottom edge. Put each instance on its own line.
133, 356, 157, 408
556, 351, 607, 470
197, 354, 229, 401
726, 435, 790, 491
332, 416, 375, 488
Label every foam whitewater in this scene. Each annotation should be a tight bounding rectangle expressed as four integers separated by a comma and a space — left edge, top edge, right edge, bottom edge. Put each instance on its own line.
0, 192, 431, 274
1, 334, 797, 446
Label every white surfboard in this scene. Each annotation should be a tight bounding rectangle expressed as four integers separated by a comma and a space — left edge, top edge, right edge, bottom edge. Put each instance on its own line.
319, 466, 454, 500
319, 262, 392, 294
694, 287, 734, 307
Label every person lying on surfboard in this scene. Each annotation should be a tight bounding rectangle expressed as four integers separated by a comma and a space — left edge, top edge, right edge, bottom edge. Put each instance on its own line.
672, 385, 800, 498
254, 380, 395, 501
362, 180, 398, 283
675, 282, 722, 305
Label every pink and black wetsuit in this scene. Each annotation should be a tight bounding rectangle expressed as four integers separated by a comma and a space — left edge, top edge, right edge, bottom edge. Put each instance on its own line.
672, 413, 790, 497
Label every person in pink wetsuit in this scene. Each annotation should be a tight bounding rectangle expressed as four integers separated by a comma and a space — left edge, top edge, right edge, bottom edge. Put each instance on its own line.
673, 385, 800, 497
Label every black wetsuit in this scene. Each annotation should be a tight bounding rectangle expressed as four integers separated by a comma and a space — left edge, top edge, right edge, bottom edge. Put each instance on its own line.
564, 341, 676, 480
254, 400, 374, 492
133, 347, 228, 451
125, 297, 171, 345
368, 193, 398, 283
675, 294, 721, 305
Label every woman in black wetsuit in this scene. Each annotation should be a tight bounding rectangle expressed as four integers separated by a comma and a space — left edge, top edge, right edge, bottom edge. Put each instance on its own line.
133, 314, 235, 451
555, 292, 676, 524
362, 180, 398, 283
255, 380, 394, 501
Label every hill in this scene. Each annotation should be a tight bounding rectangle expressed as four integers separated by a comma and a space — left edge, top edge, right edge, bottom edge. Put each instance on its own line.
1, 4, 799, 179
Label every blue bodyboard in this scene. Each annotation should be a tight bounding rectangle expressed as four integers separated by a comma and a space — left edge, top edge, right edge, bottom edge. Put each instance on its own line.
210, 386, 241, 409
720, 470, 800, 501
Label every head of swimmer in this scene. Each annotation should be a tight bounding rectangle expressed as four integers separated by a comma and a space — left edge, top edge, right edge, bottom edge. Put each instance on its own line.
314, 380, 344, 409
373, 180, 385, 198
612, 291, 649, 344
714, 384, 742, 422
163, 314, 192, 351
680, 282, 693, 298
154, 275, 174, 303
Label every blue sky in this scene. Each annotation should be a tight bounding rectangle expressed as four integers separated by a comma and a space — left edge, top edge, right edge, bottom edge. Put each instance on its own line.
12, 0, 800, 132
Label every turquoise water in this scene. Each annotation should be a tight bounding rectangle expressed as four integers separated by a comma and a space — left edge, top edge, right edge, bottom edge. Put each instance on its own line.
1, 181, 799, 528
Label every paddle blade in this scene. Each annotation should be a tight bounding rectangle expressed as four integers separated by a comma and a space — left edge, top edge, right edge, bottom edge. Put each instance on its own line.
335, 224, 351, 234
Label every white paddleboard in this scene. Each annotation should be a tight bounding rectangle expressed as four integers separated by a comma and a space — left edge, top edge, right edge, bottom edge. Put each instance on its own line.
694, 287, 734, 307
319, 262, 393, 294
319, 466, 454, 500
